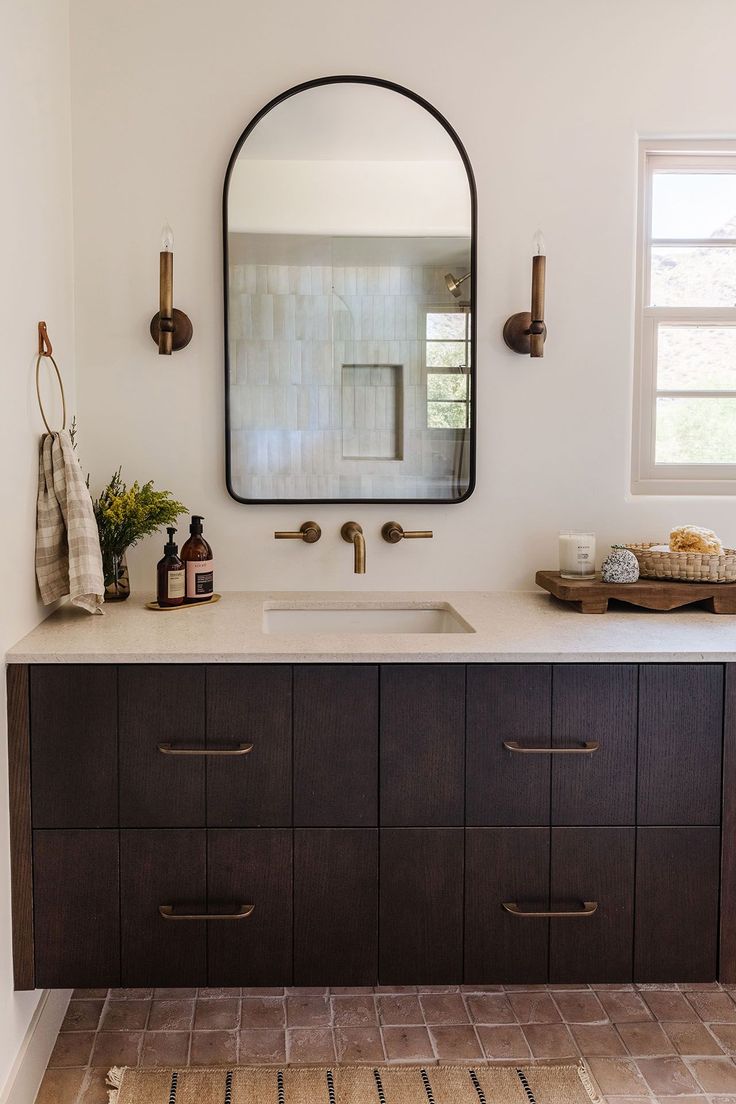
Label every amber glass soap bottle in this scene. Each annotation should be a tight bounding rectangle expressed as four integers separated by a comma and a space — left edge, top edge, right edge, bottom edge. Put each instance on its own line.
181, 515, 214, 603
156, 528, 185, 608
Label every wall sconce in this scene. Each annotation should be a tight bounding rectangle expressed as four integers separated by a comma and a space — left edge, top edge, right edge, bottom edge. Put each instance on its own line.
503, 231, 547, 358
149, 223, 193, 354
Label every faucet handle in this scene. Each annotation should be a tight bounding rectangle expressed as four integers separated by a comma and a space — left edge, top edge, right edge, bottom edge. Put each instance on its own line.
381, 522, 433, 544
274, 521, 321, 543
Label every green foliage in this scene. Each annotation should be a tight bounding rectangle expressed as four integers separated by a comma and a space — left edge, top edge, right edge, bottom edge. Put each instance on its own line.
93, 468, 187, 557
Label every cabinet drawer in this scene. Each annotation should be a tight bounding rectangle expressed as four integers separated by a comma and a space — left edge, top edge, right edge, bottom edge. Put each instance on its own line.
120, 829, 292, 987
34, 830, 120, 988
635, 827, 720, 981
294, 829, 377, 984
465, 827, 635, 984
638, 666, 723, 825
31, 666, 118, 828
294, 667, 378, 827
379, 828, 463, 983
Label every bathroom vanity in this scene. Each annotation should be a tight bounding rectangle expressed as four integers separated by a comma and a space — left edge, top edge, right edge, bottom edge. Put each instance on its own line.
6, 592, 736, 991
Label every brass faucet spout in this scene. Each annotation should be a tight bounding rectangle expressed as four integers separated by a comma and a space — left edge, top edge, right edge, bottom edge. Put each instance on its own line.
341, 522, 366, 574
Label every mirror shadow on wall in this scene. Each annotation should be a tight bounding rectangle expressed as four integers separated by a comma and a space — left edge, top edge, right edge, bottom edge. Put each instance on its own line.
224, 77, 476, 503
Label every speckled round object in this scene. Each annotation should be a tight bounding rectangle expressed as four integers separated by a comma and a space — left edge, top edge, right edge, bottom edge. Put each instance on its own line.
601, 546, 640, 583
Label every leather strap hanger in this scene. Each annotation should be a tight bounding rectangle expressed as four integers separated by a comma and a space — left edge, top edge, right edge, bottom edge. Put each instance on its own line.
35, 321, 67, 434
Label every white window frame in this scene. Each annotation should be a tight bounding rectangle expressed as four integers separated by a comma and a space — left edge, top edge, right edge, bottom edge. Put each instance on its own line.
632, 139, 736, 495
424, 305, 471, 432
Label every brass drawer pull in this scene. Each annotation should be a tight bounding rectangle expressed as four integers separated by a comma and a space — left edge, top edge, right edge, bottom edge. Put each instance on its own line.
503, 900, 598, 918
159, 904, 255, 921
503, 740, 599, 755
158, 743, 253, 757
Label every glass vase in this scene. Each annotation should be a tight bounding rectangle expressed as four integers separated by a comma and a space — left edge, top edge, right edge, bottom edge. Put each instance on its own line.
103, 550, 131, 601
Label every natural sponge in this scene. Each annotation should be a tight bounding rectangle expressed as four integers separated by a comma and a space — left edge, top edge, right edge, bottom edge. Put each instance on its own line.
669, 525, 723, 554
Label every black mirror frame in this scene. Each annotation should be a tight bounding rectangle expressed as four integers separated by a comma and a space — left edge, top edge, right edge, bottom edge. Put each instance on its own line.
223, 74, 477, 505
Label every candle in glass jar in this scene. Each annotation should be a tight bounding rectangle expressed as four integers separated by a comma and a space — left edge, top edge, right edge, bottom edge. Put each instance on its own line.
559, 531, 596, 579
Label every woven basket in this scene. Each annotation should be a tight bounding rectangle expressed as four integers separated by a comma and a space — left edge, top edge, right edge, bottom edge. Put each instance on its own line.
626, 541, 736, 583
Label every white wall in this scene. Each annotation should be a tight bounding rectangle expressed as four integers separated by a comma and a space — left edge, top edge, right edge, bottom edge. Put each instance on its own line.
0, 0, 75, 1095
68, 0, 736, 594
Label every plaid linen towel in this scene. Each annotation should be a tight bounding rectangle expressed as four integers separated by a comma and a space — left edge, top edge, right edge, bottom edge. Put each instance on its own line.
35, 430, 104, 614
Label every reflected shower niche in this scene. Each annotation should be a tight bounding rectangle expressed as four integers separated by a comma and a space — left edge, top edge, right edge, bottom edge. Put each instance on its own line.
224, 77, 476, 503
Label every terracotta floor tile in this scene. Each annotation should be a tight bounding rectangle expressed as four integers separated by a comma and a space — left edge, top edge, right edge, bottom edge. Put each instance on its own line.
521, 1023, 577, 1059
197, 987, 241, 999
153, 987, 197, 999
465, 994, 516, 1024
571, 1023, 628, 1057
76, 1067, 111, 1104
331, 996, 377, 1027
107, 988, 153, 1000
644, 991, 700, 1022
617, 1021, 676, 1056
678, 981, 722, 991
475, 1024, 530, 1061
508, 992, 561, 1024
238, 1029, 287, 1064
374, 985, 417, 994
688, 1056, 736, 1092
381, 1026, 435, 1062
285, 986, 328, 995
585, 1057, 650, 1096
286, 1027, 336, 1063
193, 998, 240, 1030
597, 990, 653, 1022
189, 1030, 238, 1065
637, 1056, 701, 1095
61, 1000, 105, 1032
419, 993, 469, 1024
34, 1067, 86, 1104
330, 987, 375, 995
72, 989, 108, 1000
90, 1031, 143, 1068
286, 995, 331, 1028
418, 985, 461, 994
460, 985, 505, 993
333, 1026, 384, 1063
661, 1021, 723, 1056
242, 987, 284, 996
241, 997, 286, 1030
552, 991, 606, 1023
603, 1098, 656, 1104
428, 1025, 483, 1061
706, 1022, 736, 1054
503, 983, 548, 992
139, 1031, 190, 1067
147, 999, 195, 1032
687, 991, 736, 1022
377, 995, 423, 1026
99, 999, 150, 1031
48, 1032, 95, 1068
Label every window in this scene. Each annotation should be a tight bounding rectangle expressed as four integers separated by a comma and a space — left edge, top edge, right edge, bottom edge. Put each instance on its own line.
425, 309, 471, 428
633, 141, 736, 493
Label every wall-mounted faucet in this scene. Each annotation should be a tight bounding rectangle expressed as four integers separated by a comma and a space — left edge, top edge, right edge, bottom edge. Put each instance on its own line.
341, 522, 366, 574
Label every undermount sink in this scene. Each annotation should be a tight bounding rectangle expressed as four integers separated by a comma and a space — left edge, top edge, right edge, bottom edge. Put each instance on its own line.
262, 602, 474, 634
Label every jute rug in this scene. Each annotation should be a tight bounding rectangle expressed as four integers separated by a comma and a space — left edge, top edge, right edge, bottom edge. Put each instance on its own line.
106, 1062, 603, 1103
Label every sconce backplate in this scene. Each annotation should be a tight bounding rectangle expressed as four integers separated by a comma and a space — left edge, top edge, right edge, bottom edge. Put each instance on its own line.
149, 309, 194, 352
503, 311, 547, 356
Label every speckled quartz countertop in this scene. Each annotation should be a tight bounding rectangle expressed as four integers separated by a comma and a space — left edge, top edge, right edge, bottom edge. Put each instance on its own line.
6, 590, 736, 663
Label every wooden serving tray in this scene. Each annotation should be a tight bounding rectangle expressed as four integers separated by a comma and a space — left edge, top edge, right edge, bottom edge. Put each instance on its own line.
536, 571, 736, 614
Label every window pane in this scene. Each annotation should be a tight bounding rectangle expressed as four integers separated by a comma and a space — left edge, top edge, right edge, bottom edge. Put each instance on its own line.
657, 325, 736, 390
427, 401, 467, 428
656, 396, 736, 463
426, 312, 467, 339
650, 246, 736, 306
427, 340, 466, 368
427, 373, 468, 401
652, 173, 736, 240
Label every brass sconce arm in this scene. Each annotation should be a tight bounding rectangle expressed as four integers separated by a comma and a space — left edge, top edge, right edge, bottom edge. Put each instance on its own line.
150, 223, 193, 355
503, 233, 547, 358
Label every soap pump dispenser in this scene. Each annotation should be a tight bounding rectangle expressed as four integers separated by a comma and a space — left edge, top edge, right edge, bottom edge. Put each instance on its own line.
156, 527, 185, 608
181, 515, 214, 602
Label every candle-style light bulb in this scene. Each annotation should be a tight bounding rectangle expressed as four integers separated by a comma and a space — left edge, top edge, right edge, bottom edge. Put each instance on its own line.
161, 222, 174, 252
532, 229, 546, 256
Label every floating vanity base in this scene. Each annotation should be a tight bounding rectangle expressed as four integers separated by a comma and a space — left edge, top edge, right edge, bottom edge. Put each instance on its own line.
536, 570, 736, 614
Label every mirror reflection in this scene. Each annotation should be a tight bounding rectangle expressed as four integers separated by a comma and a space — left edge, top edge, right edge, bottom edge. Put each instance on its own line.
225, 80, 474, 502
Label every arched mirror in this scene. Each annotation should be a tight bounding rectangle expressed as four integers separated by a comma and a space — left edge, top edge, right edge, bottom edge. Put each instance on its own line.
224, 76, 476, 503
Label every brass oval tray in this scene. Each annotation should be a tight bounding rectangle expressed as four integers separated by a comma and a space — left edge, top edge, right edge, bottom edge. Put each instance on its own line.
145, 594, 221, 612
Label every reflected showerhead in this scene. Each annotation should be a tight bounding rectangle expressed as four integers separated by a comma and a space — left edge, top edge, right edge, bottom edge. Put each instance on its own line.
445, 271, 471, 298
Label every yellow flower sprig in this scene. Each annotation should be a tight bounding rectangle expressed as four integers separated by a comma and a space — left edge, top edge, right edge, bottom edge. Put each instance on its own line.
93, 467, 187, 557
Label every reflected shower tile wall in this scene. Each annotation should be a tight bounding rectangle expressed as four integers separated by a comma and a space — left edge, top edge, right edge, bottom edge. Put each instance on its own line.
229, 262, 465, 499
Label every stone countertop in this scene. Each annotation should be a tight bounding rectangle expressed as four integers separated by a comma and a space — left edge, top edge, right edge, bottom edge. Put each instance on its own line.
5, 590, 736, 663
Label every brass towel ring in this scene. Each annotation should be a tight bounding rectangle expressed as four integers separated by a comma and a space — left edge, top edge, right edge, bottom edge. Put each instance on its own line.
35, 321, 67, 434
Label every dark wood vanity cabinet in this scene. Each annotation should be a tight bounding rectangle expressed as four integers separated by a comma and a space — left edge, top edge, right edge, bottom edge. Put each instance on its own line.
8, 660, 736, 989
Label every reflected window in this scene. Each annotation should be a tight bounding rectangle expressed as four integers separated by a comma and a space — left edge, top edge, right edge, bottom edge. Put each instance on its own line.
426, 309, 471, 429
